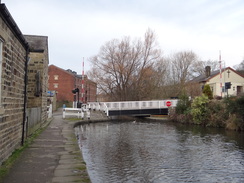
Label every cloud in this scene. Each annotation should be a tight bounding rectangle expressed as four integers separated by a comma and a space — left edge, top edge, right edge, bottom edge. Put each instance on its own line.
3, 0, 244, 73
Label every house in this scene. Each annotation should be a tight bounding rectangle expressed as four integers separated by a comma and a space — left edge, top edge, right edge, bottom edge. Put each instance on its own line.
48, 65, 97, 106
0, 3, 49, 165
191, 66, 244, 97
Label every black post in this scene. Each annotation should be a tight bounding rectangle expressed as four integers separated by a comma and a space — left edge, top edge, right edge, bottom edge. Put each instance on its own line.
72, 88, 80, 108
22, 50, 29, 146
77, 89, 80, 108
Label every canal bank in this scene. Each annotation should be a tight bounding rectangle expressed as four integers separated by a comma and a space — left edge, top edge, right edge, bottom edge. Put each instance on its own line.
2, 108, 94, 183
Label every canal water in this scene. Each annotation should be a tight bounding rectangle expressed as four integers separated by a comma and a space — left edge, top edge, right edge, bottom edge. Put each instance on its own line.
75, 121, 244, 183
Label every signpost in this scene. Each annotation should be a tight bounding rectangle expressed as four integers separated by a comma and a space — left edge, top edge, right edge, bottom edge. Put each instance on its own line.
166, 101, 172, 107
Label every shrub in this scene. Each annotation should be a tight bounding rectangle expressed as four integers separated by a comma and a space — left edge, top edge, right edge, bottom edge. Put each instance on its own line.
207, 100, 227, 128
224, 96, 244, 131
224, 96, 244, 120
175, 93, 191, 114
203, 84, 213, 99
226, 114, 242, 131
190, 94, 209, 125
224, 96, 237, 114
235, 95, 244, 122
168, 107, 192, 123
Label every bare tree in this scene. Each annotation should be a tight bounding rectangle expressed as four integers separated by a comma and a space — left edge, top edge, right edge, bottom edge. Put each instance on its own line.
88, 29, 163, 101
234, 60, 244, 70
170, 51, 198, 84
154, 51, 198, 97
191, 60, 219, 77
149, 58, 174, 98
234, 60, 244, 76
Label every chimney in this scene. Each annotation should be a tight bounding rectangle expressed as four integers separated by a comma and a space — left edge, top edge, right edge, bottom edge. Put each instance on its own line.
205, 66, 211, 77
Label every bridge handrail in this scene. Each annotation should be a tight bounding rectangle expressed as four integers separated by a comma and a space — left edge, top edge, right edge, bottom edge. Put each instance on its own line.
88, 100, 178, 115
87, 102, 109, 116
101, 100, 178, 110
88, 102, 104, 111
103, 103, 109, 116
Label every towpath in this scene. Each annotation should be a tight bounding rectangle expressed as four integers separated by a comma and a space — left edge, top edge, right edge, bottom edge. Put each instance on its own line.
2, 108, 107, 183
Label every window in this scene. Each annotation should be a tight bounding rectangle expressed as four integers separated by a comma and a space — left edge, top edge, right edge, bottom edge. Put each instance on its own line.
54, 75, 59, 80
53, 83, 58, 88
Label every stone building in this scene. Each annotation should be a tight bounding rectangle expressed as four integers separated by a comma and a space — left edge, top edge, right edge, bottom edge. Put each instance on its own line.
0, 3, 49, 165
24, 35, 49, 135
48, 65, 97, 105
0, 3, 29, 164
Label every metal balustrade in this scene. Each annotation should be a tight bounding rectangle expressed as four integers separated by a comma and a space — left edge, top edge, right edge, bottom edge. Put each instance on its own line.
88, 100, 178, 116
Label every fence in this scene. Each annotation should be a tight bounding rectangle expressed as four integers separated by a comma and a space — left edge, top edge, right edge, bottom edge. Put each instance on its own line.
62, 108, 83, 118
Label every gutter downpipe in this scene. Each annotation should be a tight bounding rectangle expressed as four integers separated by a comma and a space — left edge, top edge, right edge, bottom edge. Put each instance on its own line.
21, 48, 29, 146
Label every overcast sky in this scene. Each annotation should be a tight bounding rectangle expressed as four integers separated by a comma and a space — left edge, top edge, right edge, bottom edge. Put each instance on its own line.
2, 0, 244, 74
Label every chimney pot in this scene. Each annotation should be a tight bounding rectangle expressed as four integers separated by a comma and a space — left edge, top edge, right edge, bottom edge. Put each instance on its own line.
205, 66, 211, 77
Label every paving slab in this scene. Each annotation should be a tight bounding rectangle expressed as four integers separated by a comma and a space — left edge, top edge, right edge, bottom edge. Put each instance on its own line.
2, 109, 94, 183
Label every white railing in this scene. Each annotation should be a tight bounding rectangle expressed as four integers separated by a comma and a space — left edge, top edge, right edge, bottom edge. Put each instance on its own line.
104, 100, 177, 110
103, 103, 109, 116
88, 100, 178, 116
63, 107, 83, 118
88, 102, 103, 111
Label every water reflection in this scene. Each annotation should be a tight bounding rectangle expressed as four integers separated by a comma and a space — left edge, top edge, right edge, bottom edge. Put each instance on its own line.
76, 121, 244, 183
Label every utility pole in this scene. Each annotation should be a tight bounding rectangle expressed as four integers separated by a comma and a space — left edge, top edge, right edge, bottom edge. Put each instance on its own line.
219, 51, 222, 97
81, 57, 85, 103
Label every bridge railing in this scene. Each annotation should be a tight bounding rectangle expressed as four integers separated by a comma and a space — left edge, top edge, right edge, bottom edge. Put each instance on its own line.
104, 100, 177, 110
88, 100, 178, 116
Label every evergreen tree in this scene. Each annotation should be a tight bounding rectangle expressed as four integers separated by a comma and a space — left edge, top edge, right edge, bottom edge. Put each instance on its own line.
203, 84, 213, 99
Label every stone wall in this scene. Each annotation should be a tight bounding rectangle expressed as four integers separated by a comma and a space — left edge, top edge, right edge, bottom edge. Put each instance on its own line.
0, 5, 28, 164
25, 35, 49, 133
0, 4, 49, 165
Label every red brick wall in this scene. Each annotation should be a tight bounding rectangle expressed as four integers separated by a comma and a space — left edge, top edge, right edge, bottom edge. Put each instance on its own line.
75, 76, 97, 103
85, 79, 97, 102
48, 65, 75, 102
48, 65, 97, 103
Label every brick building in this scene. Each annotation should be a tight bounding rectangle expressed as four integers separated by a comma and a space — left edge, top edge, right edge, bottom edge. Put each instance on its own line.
75, 74, 97, 103
48, 65, 97, 104
0, 3, 49, 165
